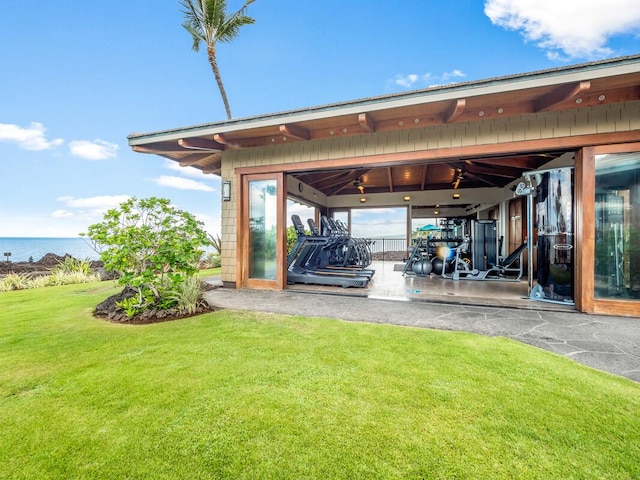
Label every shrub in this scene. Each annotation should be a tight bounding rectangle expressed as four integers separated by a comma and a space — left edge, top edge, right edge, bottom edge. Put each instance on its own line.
201, 251, 221, 268
168, 276, 204, 314
44, 270, 100, 287
83, 197, 210, 313
0, 273, 30, 292
53, 256, 93, 276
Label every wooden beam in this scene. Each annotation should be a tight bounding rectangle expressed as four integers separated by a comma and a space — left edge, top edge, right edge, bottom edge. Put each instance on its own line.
279, 123, 310, 141
213, 133, 240, 149
358, 112, 376, 133
463, 160, 524, 178
178, 156, 206, 167
308, 170, 355, 191
444, 99, 466, 123
178, 152, 222, 167
387, 167, 394, 193
132, 145, 165, 154
464, 171, 501, 188
420, 165, 429, 191
178, 138, 224, 151
533, 81, 591, 112
131, 144, 185, 154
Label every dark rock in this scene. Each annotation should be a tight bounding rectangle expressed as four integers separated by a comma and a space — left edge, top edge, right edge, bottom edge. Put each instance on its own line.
93, 286, 221, 325
94, 286, 138, 317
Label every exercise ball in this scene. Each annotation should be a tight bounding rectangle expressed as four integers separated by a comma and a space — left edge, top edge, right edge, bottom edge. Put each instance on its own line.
412, 258, 433, 276
431, 257, 453, 275
431, 257, 444, 275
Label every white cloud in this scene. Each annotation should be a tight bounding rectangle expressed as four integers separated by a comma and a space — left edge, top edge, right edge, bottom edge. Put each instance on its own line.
391, 70, 465, 89
153, 175, 215, 192
57, 195, 131, 211
484, 0, 640, 59
193, 212, 222, 237
52, 209, 73, 218
48, 195, 131, 234
0, 122, 63, 151
69, 139, 119, 160
394, 73, 420, 88
441, 70, 466, 81
163, 160, 216, 180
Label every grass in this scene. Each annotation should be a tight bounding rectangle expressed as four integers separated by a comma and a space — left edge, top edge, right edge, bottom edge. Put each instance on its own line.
1, 282, 639, 479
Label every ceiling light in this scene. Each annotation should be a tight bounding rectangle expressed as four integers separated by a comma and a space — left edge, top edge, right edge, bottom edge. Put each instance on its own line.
403, 195, 411, 202
360, 197, 366, 203
452, 193, 460, 199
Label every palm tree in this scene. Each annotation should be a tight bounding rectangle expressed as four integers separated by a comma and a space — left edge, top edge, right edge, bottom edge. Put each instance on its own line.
180, 0, 255, 120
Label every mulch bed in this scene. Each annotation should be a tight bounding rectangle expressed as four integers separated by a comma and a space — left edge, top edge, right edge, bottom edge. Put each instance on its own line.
94, 282, 222, 325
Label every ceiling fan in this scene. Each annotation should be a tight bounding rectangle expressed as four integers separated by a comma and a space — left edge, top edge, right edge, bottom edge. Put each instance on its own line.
353, 176, 366, 194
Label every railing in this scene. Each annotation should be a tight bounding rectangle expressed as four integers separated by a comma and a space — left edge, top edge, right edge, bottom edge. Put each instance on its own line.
367, 237, 407, 260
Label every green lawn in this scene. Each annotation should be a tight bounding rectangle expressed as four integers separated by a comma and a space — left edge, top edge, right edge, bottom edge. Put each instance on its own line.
1, 282, 639, 479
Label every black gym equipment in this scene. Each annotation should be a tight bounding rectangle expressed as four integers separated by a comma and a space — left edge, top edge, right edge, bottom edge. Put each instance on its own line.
287, 215, 374, 288
440, 235, 527, 281
525, 168, 575, 304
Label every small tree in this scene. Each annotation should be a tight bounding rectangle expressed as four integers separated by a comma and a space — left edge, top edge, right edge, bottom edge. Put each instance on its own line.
83, 197, 210, 315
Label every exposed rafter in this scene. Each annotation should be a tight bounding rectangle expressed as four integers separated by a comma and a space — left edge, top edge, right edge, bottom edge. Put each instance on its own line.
179, 152, 222, 168
463, 160, 525, 179
178, 138, 224, 151
358, 112, 376, 133
444, 99, 466, 123
533, 81, 591, 112
279, 123, 310, 141
464, 170, 502, 188
420, 165, 429, 191
386, 167, 394, 193
131, 144, 184, 154
306, 170, 354, 191
213, 133, 240, 149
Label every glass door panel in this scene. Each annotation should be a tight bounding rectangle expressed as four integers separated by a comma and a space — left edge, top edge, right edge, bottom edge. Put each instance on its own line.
248, 179, 277, 280
594, 152, 640, 301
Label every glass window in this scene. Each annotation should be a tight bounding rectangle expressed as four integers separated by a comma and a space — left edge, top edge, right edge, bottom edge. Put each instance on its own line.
248, 179, 277, 280
594, 152, 640, 300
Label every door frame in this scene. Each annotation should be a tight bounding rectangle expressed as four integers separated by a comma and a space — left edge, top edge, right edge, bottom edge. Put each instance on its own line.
237, 172, 287, 289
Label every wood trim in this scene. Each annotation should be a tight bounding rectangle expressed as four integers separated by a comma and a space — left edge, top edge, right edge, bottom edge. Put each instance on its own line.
238, 172, 285, 290
574, 147, 595, 312
236, 171, 245, 288
593, 142, 640, 154
235, 129, 640, 176
593, 300, 640, 317
590, 142, 640, 317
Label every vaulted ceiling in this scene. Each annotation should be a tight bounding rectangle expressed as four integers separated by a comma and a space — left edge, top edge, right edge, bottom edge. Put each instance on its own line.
289, 152, 564, 198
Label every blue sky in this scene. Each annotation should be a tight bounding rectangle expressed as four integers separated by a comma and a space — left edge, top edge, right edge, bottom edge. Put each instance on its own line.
1, 0, 639, 238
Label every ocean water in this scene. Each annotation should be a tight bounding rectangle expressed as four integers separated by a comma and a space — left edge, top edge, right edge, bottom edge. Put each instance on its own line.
0, 238, 100, 263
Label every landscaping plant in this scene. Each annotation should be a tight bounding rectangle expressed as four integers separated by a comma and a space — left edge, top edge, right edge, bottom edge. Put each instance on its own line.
83, 197, 210, 317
